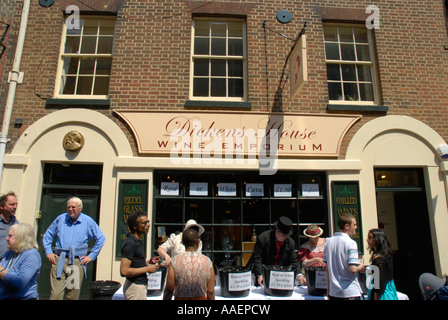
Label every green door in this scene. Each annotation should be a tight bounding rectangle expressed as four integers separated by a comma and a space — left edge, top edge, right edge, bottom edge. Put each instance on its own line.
36, 163, 102, 300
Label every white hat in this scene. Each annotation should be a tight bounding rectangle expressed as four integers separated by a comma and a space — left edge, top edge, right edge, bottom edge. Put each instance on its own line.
184, 219, 204, 236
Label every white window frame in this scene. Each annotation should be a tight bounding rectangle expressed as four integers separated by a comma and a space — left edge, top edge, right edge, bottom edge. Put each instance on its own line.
55, 16, 115, 99
190, 18, 248, 102
324, 23, 380, 106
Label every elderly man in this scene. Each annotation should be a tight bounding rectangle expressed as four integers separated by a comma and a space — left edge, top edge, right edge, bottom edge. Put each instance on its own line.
249, 216, 301, 286
43, 197, 105, 300
0, 192, 19, 259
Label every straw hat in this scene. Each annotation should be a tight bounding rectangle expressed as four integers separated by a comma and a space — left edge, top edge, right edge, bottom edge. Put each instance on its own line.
184, 219, 205, 236
303, 225, 323, 238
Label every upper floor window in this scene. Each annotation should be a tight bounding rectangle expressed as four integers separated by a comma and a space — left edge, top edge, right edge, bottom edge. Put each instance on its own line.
324, 25, 379, 105
190, 19, 247, 101
56, 16, 115, 98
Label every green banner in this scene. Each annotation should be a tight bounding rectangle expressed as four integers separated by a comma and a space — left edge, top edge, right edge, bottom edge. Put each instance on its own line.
331, 181, 363, 253
116, 180, 148, 257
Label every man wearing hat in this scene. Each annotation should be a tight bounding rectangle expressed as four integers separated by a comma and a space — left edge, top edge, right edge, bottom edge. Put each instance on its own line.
249, 216, 301, 286
157, 219, 204, 266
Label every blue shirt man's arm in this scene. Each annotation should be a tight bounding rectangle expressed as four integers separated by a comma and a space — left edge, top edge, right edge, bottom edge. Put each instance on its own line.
42, 215, 60, 256
86, 218, 105, 261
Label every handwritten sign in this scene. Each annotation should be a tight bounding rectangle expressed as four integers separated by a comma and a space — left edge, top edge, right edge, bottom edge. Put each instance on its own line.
274, 184, 292, 197
190, 182, 208, 196
147, 271, 163, 290
269, 271, 295, 290
218, 183, 237, 196
246, 183, 264, 197
315, 270, 327, 289
228, 271, 252, 292
160, 182, 179, 195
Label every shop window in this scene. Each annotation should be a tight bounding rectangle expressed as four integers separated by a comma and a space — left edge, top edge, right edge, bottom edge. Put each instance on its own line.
55, 16, 115, 99
152, 171, 328, 267
324, 24, 380, 107
189, 19, 247, 103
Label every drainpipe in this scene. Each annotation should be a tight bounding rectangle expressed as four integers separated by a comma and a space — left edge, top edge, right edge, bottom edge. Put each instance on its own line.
0, 0, 31, 184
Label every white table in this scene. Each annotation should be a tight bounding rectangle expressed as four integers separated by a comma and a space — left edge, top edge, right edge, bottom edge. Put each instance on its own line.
112, 285, 409, 300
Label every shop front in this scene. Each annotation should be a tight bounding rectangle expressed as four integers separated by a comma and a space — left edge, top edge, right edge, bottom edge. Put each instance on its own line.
1, 109, 447, 299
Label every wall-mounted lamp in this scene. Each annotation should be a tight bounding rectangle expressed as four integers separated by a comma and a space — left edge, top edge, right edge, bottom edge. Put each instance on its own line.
437, 145, 448, 159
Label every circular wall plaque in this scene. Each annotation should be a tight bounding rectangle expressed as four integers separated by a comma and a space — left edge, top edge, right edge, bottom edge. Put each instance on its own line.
276, 10, 292, 24
63, 131, 85, 152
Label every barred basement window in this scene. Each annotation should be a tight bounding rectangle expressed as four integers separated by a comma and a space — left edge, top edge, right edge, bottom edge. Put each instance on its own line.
56, 16, 115, 98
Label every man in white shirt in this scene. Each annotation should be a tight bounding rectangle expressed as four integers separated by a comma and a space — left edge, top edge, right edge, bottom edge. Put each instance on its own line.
323, 214, 365, 300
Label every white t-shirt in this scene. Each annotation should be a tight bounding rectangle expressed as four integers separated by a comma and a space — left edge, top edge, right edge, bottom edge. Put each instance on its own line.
323, 232, 362, 298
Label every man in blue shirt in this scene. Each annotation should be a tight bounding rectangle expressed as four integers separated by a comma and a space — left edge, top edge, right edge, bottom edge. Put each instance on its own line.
0, 192, 19, 259
43, 197, 105, 300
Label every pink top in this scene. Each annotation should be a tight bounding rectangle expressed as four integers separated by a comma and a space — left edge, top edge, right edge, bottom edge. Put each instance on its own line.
171, 251, 212, 298
297, 238, 327, 267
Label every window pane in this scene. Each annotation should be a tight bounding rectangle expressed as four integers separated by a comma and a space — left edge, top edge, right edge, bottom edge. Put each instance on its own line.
229, 78, 243, 97
193, 78, 209, 96
96, 58, 112, 75
339, 27, 353, 42
211, 60, 226, 76
341, 64, 356, 81
343, 83, 359, 101
60, 76, 76, 94
229, 39, 243, 56
66, 19, 83, 35
354, 28, 368, 43
228, 23, 242, 37
93, 76, 110, 95
228, 60, 243, 77
359, 83, 374, 101
324, 27, 338, 41
325, 43, 340, 60
194, 59, 209, 76
326, 64, 341, 80
80, 36, 97, 54
83, 19, 98, 35
79, 58, 95, 75
211, 38, 226, 55
99, 20, 115, 35
98, 36, 113, 54
211, 23, 226, 37
211, 78, 226, 96
76, 76, 93, 94
83, 26, 98, 36
341, 43, 355, 61
328, 82, 342, 100
62, 57, 79, 75
356, 44, 371, 61
64, 36, 80, 53
195, 21, 209, 36
194, 38, 209, 55
357, 65, 372, 82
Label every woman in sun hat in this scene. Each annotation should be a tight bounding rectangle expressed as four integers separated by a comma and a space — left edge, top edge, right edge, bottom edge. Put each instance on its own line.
157, 219, 204, 266
297, 225, 327, 268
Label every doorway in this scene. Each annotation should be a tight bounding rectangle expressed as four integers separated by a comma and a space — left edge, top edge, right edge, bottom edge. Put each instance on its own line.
37, 163, 102, 300
375, 168, 435, 300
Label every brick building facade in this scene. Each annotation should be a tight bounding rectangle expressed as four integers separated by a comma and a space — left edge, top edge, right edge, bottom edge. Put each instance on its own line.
1, 0, 448, 299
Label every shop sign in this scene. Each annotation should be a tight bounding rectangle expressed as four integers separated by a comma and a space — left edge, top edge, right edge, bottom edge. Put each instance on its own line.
116, 180, 148, 257
114, 110, 361, 159
331, 181, 363, 252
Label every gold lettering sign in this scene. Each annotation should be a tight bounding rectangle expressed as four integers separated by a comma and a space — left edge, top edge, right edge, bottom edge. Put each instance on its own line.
114, 110, 361, 158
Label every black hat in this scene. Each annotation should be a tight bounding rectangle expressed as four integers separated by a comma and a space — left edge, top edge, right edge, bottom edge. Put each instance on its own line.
274, 216, 293, 236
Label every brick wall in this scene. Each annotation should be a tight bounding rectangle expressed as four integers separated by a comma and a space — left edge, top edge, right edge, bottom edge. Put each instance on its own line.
1, 0, 448, 156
